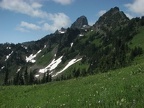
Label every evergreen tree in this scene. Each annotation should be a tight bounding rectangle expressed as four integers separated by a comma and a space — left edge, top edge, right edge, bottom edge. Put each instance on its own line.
46, 71, 49, 83
19, 73, 24, 85
141, 16, 144, 26
24, 66, 28, 85
29, 71, 34, 85
48, 74, 52, 82
4, 65, 9, 85
81, 68, 87, 76
74, 69, 80, 78
60, 75, 64, 81
42, 73, 46, 83
13, 72, 20, 85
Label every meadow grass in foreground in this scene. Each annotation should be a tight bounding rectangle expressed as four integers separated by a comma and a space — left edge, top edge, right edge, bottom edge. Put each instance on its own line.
0, 62, 144, 108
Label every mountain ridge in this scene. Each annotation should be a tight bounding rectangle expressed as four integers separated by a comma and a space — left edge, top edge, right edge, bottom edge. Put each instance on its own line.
93, 7, 129, 31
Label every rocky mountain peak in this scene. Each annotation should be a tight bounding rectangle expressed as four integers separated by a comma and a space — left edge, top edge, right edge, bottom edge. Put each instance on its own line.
71, 15, 88, 29
93, 7, 129, 30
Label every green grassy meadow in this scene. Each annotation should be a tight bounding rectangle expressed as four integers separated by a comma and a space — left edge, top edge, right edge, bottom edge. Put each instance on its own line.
0, 56, 144, 107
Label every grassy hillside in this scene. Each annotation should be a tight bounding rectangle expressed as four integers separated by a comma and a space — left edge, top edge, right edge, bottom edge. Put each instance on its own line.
0, 58, 144, 107
130, 26, 144, 49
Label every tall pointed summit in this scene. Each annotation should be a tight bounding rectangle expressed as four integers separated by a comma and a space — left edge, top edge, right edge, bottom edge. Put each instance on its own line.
71, 15, 88, 29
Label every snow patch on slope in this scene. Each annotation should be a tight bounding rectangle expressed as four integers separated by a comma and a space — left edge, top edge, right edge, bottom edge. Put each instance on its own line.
59, 31, 66, 34
52, 58, 82, 77
44, 45, 47, 48
35, 74, 40, 78
39, 56, 63, 73
5, 51, 13, 61
16, 67, 21, 73
21, 45, 27, 49
6, 47, 11, 49
71, 43, 73, 47
0, 66, 5, 71
26, 50, 42, 63
79, 34, 84, 37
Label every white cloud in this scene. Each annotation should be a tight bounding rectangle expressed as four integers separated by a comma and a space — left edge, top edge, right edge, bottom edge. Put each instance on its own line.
125, 0, 144, 16
37, 20, 46, 24
20, 21, 41, 30
17, 13, 71, 32
43, 13, 71, 32
125, 13, 133, 19
52, 0, 74, 5
0, 0, 48, 18
16, 21, 41, 32
16, 27, 29, 32
0, 0, 71, 33
98, 10, 106, 16
31, 2, 42, 8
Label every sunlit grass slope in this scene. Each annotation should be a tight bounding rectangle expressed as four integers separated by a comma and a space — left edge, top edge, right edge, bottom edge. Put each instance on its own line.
0, 60, 144, 108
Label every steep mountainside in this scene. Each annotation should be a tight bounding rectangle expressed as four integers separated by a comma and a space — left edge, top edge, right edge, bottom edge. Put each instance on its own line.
93, 7, 129, 31
0, 7, 144, 85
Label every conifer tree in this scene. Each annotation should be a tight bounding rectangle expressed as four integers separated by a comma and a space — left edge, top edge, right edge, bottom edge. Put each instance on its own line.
42, 73, 46, 83
24, 66, 28, 85
4, 65, 9, 85
19, 73, 24, 85
29, 71, 34, 85
13, 72, 20, 85
46, 71, 49, 83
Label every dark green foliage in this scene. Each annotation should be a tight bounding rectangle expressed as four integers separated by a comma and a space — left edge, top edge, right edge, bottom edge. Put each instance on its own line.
57, 28, 80, 57
19, 73, 24, 85
73, 68, 80, 78
141, 16, 144, 26
29, 71, 35, 85
24, 66, 28, 85
3, 65, 9, 85
130, 46, 143, 60
13, 70, 24, 85
13, 72, 20, 85
81, 68, 87, 76
41, 71, 52, 84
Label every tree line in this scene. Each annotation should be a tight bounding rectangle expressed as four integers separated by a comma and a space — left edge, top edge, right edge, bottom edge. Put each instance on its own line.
3, 66, 52, 86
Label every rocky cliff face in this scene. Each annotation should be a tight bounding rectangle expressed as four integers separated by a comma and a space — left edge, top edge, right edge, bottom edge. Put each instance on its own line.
71, 16, 88, 29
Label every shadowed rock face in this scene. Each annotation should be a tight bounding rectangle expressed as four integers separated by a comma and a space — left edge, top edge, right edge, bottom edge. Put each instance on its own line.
71, 15, 88, 29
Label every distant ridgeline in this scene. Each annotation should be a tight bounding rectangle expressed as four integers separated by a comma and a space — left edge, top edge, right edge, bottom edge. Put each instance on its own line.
0, 7, 144, 85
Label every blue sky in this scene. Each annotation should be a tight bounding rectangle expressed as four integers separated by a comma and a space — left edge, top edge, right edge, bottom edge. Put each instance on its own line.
0, 0, 144, 44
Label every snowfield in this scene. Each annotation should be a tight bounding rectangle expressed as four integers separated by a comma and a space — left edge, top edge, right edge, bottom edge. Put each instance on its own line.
79, 34, 84, 37
38, 57, 82, 77
21, 45, 27, 50
6, 47, 11, 49
5, 51, 13, 61
44, 45, 46, 48
16, 67, 21, 73
35, 74, 40, 78
39, 56, 63, 73
26, 50, 42, 63
58, 29, 66, 34
71, 43, 73, 47
52, 58, 82, 77
0, 66, 5, 70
